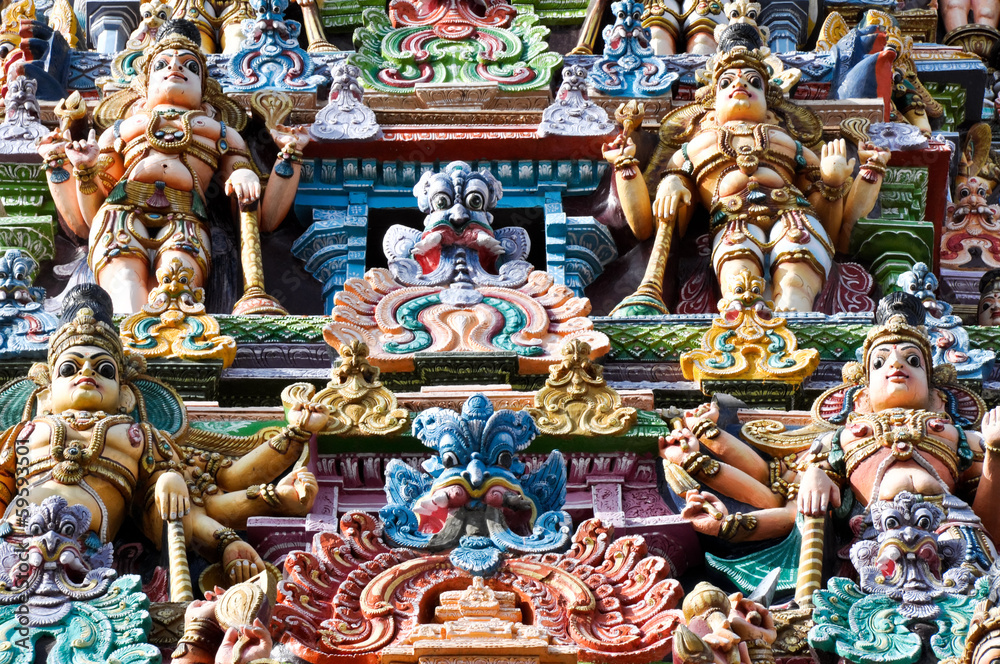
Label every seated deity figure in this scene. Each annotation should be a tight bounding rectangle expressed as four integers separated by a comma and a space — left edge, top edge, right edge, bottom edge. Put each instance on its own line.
798, 293, 1000, 567
37, 19, 308, 314
0, 284, 328, 584
604, 23, 890, 313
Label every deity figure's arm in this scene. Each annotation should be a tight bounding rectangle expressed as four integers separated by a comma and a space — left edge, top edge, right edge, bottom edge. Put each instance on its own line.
682, 491, 798, 543
64, 129, 108, 231
38, 129, 90, 238
214, 402, 328, 492
841, 143, 890, 250
188, 505, 267, 584
682, 403, 770, 484
0, 425, 22, 513
261, 124, 310, 232
603, 136, 656, 240
203, 467, 318, 528
661, 427, 787, 510
971, 408, 1000, 541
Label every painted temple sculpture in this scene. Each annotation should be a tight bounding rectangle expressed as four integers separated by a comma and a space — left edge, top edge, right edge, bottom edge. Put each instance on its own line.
6, 0, 1000, 662
37, 19, 308, 314
0, 284, 328, 594
605, 21, 891, 315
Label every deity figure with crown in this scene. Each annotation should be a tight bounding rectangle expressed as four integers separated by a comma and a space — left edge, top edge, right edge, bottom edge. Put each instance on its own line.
0, 284, 329, 587
604, 22, 890, 314
37, 19, 308, 314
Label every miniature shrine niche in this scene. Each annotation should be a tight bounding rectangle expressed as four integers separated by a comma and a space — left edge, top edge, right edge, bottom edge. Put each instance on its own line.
4, 0, 1000, 663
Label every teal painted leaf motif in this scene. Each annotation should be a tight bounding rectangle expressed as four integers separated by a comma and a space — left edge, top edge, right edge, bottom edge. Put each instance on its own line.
707, 330, 736, 369
765, 332, 796, 368
810, 578, 923, 664
383, 294, 437, 354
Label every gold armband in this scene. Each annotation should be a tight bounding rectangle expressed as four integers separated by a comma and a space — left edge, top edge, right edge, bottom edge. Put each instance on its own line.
984, 438, 1000, 455
691, 419, 720, 440
247, 483, 281, 507
213, 527, 242, 556
268, 425, 311, 454
816, 176, 853, 201
719, 512, 758, 541
74, 165, 99, 195
682, 452, 720, 478
230, 160, 254, 172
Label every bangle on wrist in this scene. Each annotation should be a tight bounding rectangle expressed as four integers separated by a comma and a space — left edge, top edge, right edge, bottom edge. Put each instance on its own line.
213, 527, 242, 556
719, 512, 757, 541
274, 145, 303, 179
691, 419, 720, 440
818, 176, 853, 201
682, 451, 720, 478
44, 153, 70, 184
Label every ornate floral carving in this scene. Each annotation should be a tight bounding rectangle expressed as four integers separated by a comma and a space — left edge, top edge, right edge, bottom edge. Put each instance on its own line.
275, 513, 683, 664
281, 340, 409, 436
526, 339, 637, 436
679, 269, 820, 390
353, 1, 560, 94
120, 258, 238, 367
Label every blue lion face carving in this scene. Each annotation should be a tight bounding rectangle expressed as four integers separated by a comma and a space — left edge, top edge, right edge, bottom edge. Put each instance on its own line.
381, 394, 570, 576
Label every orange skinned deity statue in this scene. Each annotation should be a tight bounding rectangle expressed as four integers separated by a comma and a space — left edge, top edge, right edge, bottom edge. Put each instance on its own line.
37, 19, 309, 314
0, 284, 329, 587
604, 23, 890, 314
795, 293, 1000, 569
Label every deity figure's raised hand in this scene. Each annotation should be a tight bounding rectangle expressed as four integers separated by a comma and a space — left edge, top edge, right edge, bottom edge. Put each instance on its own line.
659, 427, 701, 465
222, 539, 265, 584
820, 138, 856, 187
286, 401, 329, 434
273, 467, 318, 516
270, 123, 310, 152
982, 406, 1000, 455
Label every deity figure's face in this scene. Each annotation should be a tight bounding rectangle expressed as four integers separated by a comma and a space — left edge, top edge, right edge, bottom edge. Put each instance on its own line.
980, 289, 1000, 326
49, 345, 121, 413
146, 48, 204, 110
715, 67, 767, 124
866, 341, 929, 411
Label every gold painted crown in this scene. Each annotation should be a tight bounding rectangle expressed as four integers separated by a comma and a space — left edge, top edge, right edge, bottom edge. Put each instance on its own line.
48, 307, 127, 370
861, 313, 932, 377
708, 45, 771, 87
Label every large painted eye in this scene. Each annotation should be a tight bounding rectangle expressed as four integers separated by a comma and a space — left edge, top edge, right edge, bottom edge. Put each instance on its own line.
872, 357, 885, 370
184, 60, 200, 75
97, 361, 117, 380
59, 361, 77, 378
442, 452, 459, 468
960, 188, 971, 198
28, 523, 42, 536
884, 516, 899, 530
466, 192, 485, 211
432, 194, 451, 211
747, 9, 757, 19
915, 514, 931, 530
719, 77, 732, 89
60, 522, 75, 536
906, 354, 921, 368
153, 58, 168, 71
496, 451, 512, 469
748, 75, 762, 89
157, 10, 167, 18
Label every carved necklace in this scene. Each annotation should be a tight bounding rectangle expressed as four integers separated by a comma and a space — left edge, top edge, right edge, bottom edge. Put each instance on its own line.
145, 110, 200, 154
47, 413, 132, 486
718, 122, 770, 176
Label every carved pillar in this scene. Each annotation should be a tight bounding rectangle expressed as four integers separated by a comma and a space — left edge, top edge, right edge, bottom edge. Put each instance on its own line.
84, 0, 139, 53
758, 0, 811, 52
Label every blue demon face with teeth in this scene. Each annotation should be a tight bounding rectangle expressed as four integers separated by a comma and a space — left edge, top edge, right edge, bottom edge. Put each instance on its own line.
380, 394, 570, 576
